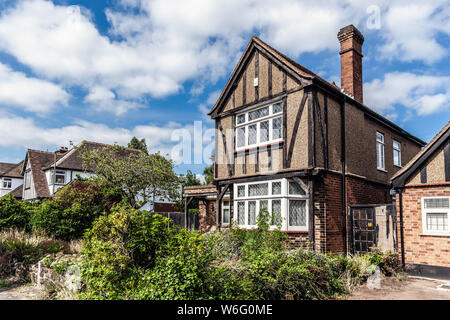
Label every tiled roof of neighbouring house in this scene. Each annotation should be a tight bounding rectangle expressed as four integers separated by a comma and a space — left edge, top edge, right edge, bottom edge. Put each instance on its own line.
391, 121, 450, 183
10, 184, 23, 199
0, 160, 24, 178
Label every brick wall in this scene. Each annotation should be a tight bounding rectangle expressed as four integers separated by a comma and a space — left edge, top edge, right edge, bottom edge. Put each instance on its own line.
397, 185, 450, 267
199, 200, 217, 233
285, 232, 310, 249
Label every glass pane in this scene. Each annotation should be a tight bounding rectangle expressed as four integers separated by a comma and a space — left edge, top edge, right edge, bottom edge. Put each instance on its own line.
426, 213, 448, 231
55, 175, 65, 184
223, 201, 230, 207
248, 183, 268, 196
260, 200, 268, 210
289, 181, 306, 195
237, 185, 245, 198
272, 181, 281, 195
237, 127, 245, 148
272, 117, 282, 140
272, 199, 281, 226
376, 132, 384, 143
248, 201, 256, 225
222, 209, 230, 224
260, 120, 269, 142
425, 198, 449, 209
273, 102, 282, 114
248, 124, 257, 145
394, 150, 400, 166
289, 200, 306, 226
249, 107, 269, 121
237, 114, 245, 124
237, 202, 245, 225
393, 140, 401, 150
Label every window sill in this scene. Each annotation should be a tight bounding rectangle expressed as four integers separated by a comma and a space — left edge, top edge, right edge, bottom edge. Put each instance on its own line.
421, 233, 450, 237
377, 168, 388, 173
394, 164, 402, 168
234, 141, 284, 154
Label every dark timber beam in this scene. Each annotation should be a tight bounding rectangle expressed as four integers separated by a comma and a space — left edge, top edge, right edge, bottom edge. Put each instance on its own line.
184, 196, 193, 229
313, 91, 328, 170
218, 123, 234, 177
216, 184, 230, 229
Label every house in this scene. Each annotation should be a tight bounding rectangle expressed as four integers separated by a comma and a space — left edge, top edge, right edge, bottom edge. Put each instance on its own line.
0, 160, 24, 198
20, 141, 177, 213
184, 25, 426, 253
391, 122, 449, 278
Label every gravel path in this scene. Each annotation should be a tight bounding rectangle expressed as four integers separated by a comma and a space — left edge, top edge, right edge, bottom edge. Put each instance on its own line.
348, 275, 450, 300
0, 284, 43, 300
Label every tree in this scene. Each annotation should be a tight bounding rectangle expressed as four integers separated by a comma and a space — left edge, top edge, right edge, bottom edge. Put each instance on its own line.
128, 136, 148, 154
78, 144, 179, 209
181, 170, 201, 187
202, 165, 213, 184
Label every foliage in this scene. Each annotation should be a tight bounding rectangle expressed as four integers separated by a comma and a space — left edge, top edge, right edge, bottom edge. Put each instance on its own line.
30, 178, 121, 241
78, 143, 179, 209
127, 137, 148, 154
203, 165, 213, 184
175, 170, 202, 211
0, 194, 32, 232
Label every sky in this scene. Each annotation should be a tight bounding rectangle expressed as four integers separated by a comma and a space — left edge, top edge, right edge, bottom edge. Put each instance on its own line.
0, 0, 449, 177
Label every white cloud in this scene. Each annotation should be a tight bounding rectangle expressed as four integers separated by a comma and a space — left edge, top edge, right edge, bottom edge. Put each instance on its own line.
0, 0, 448, 116
378, 1, 450, 64
0, 62, 69, 113
364, 72, 450, 116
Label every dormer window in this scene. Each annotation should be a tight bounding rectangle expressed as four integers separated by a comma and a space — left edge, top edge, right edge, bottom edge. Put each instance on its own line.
235, 101, 283, 151
2, 178, 12, 189
51, 170, 66, 185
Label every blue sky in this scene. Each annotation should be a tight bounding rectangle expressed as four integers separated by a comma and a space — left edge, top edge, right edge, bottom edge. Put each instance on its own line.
0, 0, 449, 177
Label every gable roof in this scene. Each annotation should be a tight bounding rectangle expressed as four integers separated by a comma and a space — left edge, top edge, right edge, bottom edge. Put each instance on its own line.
391, 122, 450, 188
0, 160, 24, 178
45, 141, 142, 172
23, 149, 63, 198
208, 36, 426, 147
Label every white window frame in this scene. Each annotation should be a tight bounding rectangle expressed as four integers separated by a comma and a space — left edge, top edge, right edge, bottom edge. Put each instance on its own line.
421, 196, 450, 236
233, 178, 308, 231
222, 200, 231, 226
2, 178, 12, 189
376, 132, 386, 171
24, 170, 31, 189
393, 140, 402, 167
51, 170, 66, 185
235, 101, 283, 152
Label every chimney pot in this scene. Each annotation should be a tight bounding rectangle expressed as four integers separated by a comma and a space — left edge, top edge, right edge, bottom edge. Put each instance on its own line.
337, 24, 364, 103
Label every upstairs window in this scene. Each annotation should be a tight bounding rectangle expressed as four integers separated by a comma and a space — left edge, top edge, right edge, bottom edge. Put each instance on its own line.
393, 140, 401, 167
2, 178, 12, 189
25, 170, 31, 189
422, 197, 449, 235
376, 132, 385, 171
235, 102, 283, 151
51, 170, 66, 185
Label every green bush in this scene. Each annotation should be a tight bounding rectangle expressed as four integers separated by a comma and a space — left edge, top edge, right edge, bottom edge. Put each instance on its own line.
0, 194, 32, 231
30, 178, 123, 241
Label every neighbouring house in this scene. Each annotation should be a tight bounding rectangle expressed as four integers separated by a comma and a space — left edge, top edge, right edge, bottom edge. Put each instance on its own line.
20, 141, 178, 213
0, 160, 24, 199
184, 25, 426, 253
391, 122, 450, 279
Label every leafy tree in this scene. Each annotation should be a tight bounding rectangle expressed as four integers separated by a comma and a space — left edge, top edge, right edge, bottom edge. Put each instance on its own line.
127, 136, 148, 154
181, 170, 201, 187
0, 194, 31, 231
78, 144, 179, 209
202, 165, 213, 184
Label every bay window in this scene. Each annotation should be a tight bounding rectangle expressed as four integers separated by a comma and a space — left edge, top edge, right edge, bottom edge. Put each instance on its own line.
234, 178, 308, 231
235, 101, 283, 151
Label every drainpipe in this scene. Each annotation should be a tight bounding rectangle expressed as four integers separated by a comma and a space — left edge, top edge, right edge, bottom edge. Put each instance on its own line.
341, 97, 347, 255
52, 151, 56, 196
398, 189, 405, 269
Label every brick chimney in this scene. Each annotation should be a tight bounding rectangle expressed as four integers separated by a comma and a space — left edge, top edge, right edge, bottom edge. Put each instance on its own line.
337, 25, 364, 103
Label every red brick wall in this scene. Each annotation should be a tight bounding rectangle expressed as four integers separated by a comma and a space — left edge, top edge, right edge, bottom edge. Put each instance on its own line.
199, 200, 217, 233
397, 185, 450, 268
284, 232, 309, 249
316, 172, 391, 254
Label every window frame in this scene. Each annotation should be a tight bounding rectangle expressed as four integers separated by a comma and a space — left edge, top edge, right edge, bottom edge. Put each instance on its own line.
393, 139, 402, 167
421, 196, 450, 236
233, 178, 308, 231
376, 131, 386, 171
222, 200, 231, 226
24, 170, 31, 190
51, 170, 66, 185
2, 178, 12, 189
235, 101, 283, 152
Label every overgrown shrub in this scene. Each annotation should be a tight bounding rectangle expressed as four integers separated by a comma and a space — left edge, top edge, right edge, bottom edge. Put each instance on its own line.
0, 194, 32, 232
30, 178, 123, 241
